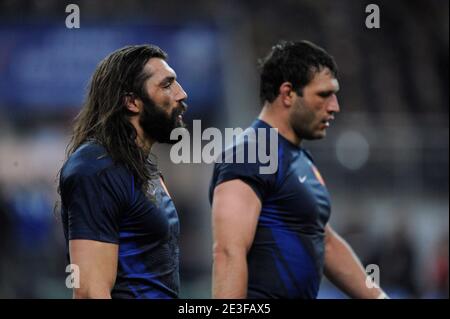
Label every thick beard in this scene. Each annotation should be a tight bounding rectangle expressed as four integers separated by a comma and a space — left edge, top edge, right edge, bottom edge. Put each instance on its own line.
139, 93, 186, 144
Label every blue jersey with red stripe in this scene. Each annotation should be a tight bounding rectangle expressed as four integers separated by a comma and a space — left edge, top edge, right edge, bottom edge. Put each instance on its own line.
209, 119, 331, 299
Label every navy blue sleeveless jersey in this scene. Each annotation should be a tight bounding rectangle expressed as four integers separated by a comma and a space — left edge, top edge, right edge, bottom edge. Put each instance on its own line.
60, 141, 180, 298
209, 119, 332, 299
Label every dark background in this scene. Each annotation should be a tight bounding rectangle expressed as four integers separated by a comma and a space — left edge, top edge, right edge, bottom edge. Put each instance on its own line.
0, 0, 448, 298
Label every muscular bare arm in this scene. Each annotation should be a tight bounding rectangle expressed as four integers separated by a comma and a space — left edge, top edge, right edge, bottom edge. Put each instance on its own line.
69, 239, 118, 299
211, 179, 261, 298
323, 225, 387, 299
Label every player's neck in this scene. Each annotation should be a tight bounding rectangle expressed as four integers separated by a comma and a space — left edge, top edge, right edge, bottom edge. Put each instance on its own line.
259, 103, 302, 147
129, 117, 155, 156
136, 134, 154, 156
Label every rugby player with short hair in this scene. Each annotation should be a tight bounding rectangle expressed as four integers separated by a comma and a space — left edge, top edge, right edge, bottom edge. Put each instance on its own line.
210, 40, 389, 299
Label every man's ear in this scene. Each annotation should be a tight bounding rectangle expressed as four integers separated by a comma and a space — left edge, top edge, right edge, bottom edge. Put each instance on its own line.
124, 94, 142, 114
279, 82, 294, 107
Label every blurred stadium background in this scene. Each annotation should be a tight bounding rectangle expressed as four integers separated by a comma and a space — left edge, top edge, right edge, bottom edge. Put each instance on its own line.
0, 0, 448, 298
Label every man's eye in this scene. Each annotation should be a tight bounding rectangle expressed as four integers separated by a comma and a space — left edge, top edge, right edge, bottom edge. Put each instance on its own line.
319, 92, 332, 98
162, 82, 172, 88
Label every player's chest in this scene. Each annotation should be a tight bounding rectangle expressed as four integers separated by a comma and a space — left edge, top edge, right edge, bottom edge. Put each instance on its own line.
271, 155, 331, 223
120, 182, 180, 240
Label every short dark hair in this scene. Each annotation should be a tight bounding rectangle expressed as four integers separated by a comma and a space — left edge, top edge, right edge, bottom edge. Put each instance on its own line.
259, 40, 338, 103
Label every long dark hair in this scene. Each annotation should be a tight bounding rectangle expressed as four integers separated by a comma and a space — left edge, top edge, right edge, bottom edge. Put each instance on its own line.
65, 44, 168, 193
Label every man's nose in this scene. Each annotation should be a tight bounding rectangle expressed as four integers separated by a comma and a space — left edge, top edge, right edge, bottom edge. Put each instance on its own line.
175, 82, 188, 102
328, 94, 340, 113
